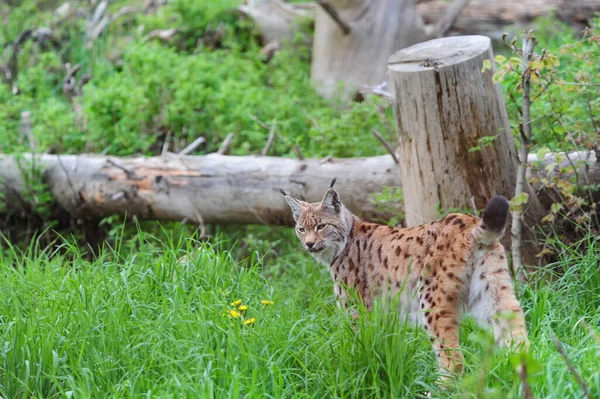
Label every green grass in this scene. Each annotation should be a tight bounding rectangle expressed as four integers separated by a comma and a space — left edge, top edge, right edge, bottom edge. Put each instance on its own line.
0, 230, 599, 398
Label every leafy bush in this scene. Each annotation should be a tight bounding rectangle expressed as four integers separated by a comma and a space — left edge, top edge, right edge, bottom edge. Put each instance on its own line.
1, 0, 386, 158
492, 19, 600, 247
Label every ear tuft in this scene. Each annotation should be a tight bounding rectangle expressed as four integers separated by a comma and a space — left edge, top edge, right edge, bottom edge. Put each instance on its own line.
279, 188, 287, 196
321, 188, 341, 213
329, 177, 337, 189
283, 195, 304, 221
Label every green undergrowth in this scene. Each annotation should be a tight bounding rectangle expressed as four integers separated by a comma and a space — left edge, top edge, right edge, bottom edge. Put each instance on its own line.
0, 0, 388, 158
0, 230, 598, 398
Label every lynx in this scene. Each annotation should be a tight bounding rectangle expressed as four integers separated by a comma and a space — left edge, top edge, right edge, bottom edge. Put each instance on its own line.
282, 182, 528, 380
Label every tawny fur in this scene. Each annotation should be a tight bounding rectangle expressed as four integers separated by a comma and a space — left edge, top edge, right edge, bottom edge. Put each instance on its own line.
284, 188, 528, 380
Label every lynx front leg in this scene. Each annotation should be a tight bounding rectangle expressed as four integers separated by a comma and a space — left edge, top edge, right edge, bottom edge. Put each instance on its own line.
421, 288, 463, 381
334, 283, 361, 320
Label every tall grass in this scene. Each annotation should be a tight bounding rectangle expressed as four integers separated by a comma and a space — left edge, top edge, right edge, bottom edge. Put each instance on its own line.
0, 231, 598, 398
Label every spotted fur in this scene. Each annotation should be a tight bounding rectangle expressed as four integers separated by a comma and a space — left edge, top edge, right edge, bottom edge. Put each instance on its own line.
284, 187, 528, 381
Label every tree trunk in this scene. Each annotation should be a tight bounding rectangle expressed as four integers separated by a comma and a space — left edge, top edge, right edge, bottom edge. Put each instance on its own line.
418, 0, 600, 39
387, 35, 546, 265
0, 153, 399, 226
238, 0, 315, 45
311, 0, 427, 99
310, 0, 470, 99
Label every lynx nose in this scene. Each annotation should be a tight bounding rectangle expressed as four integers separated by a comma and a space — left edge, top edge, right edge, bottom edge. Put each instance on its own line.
305, 242, 315, 249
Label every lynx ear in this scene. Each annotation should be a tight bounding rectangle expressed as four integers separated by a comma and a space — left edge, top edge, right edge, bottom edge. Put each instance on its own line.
321, 188, 341, 213
284, 195, 306, 221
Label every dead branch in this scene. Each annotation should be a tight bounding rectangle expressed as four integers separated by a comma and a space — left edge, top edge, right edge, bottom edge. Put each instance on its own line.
511, 30, 535, 275
319, 155, 333, 164
86, 1, 142, 44
62, 63, 82, 100
193, 207, 207, 239
518, 354, 534, 399
1, 28, 59, 89
161, 130, 173, 156
261, 121, 277, 156
259, 39, 281, 62
217, 133, 234, 155
552, 336, 591, 399
19, 111, 36, 151
357, 81, 396, 103
293, 144, 304, 160
371, 129, 399, 165
62, 63, 91, 129
178, 136, 206, 156
249, 114, 271, 131
145, 28, 180, 42
315, 0, 351, 35
430, 0, 472, 37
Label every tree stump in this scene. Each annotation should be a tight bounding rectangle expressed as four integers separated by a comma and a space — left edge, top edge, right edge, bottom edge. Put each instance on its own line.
311, 0, 471, 99
387, 35, 545, 265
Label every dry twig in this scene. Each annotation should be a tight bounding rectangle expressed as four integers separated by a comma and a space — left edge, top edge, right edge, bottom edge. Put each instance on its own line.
518, 354, 534, 399
511, 30, 535, 276
315, 0, 351, 34
178, 136, 206, 156
293, 144, 304, 160
432, 0, 472, 37
217, 133, 234, 155
261, 120, 277, 156
552, 336, 591, 399
19, 111, 36, 151
371, 129, 399, 165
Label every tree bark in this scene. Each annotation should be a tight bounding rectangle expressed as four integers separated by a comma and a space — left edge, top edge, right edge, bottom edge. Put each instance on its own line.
238, 0, 315, 45
387, 35, 546, 264
418, 0, 600, 39
0, 153, 399, 226
0, 151, 597, 227
310, 0, 470, 99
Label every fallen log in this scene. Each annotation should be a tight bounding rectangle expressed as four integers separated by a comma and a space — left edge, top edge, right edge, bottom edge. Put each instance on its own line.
1, 151, 597, 228
0, 153, 400, 226
417, 0, 600, 39
238, 0, 315, 45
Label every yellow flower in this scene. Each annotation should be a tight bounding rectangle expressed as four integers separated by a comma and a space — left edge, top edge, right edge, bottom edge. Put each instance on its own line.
228, 309, 241, 318
238, 305, 248, 311
244, 318, 256, 325
230, 299, 242, 307
260, 300, 274, 305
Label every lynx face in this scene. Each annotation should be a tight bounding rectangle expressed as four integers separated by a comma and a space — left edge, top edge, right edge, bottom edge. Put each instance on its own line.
284, 188, 353, 261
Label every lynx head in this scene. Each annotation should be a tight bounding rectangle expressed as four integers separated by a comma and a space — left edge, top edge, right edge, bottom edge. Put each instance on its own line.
281, 180, 353, 260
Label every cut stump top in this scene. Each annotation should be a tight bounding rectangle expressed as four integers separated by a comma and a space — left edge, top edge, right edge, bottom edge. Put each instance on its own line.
388, 35, 491, 72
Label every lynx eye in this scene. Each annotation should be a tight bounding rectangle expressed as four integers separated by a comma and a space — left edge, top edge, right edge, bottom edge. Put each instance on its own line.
297, 227, 306, 234
316, 223, 328, 231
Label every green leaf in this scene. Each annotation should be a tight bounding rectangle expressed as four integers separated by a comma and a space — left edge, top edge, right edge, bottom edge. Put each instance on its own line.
536, 147, 549, 160
551, 202, 563, 214
547, 54, 561, 67
545, 163, 557, 173
557, 179, 575, 194
481, 59, 492, 73
494, 55, 506, 63
492, 72, 504, 83
509, 192, 529, 211
541, 213, 555, 223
